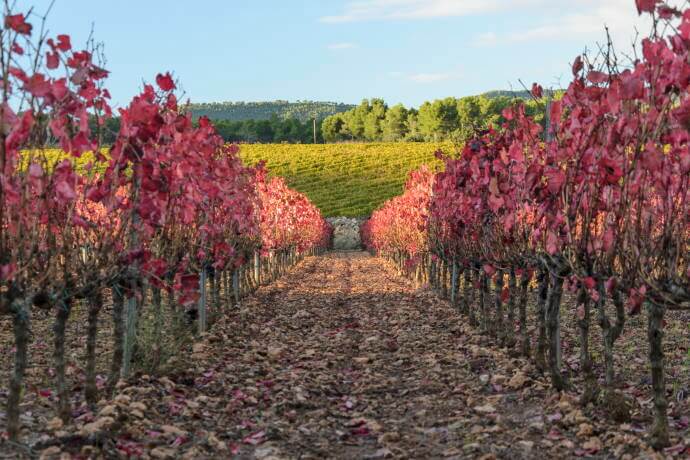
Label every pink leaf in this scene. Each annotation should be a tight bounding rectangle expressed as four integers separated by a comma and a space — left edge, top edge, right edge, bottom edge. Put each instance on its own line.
587, 71, 608, 84
242, 430, 266, 446
5, 14, 32, 35
545, 169, 565, 194
635, 0, 659, 14
572, 56, 583, 76
531, 83, 543, 99
56, 34, 71, 52
55, 180, 77, 202
156, 72, 175, 91
546, 231, 559, 255
28, 163, 43, 178
46, 51, 59, 69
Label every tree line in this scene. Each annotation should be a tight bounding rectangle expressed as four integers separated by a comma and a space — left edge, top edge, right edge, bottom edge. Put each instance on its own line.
188, 100, 354, 122
89, 93, 554, 145
321, 94, 551, 143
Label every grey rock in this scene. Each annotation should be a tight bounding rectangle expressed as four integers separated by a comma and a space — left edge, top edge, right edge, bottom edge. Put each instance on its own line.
326, 217, 366, 250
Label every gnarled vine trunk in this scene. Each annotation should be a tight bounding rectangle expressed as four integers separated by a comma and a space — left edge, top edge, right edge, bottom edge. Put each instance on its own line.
85, 290, 103, 405
505, 268, 517, 348
108, 285, 125, 393
493, 271, 505, 341
150, 285, 163, 372
465, 269, 476, 326
535, 268, 549, 373
596, 278, 626, 386
647, 301, 669, 449
577, 286, 596, 405
7, 298, 30, 440
518, 270, 531, 357
450, 262, 459, 309
479, 271, 488, 333
53, 297, 73, 422
546, 266, 567, 390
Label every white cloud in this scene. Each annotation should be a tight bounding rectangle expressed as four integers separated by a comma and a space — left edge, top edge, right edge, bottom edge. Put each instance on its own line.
327, 42, 357, 50
500, 0, 654, 45
322, 0, 681, 50
320, 0, 540, 23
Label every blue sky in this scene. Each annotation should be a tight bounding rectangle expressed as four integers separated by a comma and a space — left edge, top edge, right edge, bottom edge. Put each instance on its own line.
16, 0, 656, 107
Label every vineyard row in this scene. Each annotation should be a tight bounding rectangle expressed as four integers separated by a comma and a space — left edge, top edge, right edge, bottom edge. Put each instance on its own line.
362, 0, 689, 450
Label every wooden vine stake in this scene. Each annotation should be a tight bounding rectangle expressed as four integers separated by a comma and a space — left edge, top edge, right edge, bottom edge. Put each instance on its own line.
198, 268, 207, 334
233, 269, 240, 305
450, 260, 458, 307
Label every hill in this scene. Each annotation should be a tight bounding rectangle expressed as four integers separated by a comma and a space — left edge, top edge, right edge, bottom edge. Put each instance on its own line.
188, 100, 355, 122
239, 142, 453, 217
481, 89, 532, 99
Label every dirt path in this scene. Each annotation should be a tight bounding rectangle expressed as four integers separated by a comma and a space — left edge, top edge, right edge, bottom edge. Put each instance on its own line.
7, 251, 670, 459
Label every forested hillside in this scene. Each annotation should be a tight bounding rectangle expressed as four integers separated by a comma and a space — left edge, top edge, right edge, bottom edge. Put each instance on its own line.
197, 92, 555, 143
188, 100, 354, 122
90, 93, 552, 145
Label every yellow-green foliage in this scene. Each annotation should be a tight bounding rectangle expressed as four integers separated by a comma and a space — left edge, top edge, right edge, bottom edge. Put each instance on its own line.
26, 142, 454, 217
22, 148, 109, 176
239, 142, 454, 217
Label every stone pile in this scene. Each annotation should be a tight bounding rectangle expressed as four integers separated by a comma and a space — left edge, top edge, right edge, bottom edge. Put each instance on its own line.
326, 217, 367, 250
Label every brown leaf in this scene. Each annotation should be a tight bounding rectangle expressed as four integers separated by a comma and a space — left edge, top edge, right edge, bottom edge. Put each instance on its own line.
577, 423, 594, 438
39, 446, 62, 460
80, 416, 114, 435
582, 436, 602, 453
151, 447, 177, 459
46, 417, 63, 431
507, 372, 529, 389
473, 404, 496, 414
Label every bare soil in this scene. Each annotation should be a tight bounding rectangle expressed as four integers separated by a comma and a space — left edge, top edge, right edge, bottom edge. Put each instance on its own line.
0, 251, 688, 459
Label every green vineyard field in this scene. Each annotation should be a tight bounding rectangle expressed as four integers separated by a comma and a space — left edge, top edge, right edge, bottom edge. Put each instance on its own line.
239, 142, 454, 217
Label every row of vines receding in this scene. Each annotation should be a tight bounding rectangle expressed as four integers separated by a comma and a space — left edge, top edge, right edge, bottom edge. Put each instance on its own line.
0, 4, 331, 441
362, 0, 689, 450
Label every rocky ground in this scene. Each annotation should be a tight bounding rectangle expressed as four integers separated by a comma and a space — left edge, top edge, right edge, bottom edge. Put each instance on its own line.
1, 251, 688, 459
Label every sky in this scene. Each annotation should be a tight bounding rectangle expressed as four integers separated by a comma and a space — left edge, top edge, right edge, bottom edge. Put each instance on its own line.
13, 0, 662, 108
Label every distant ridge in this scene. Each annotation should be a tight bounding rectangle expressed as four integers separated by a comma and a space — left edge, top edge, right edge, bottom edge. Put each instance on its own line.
188, 100, 355, 122
188, 91, 558, 124
481, 89, 532, 99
